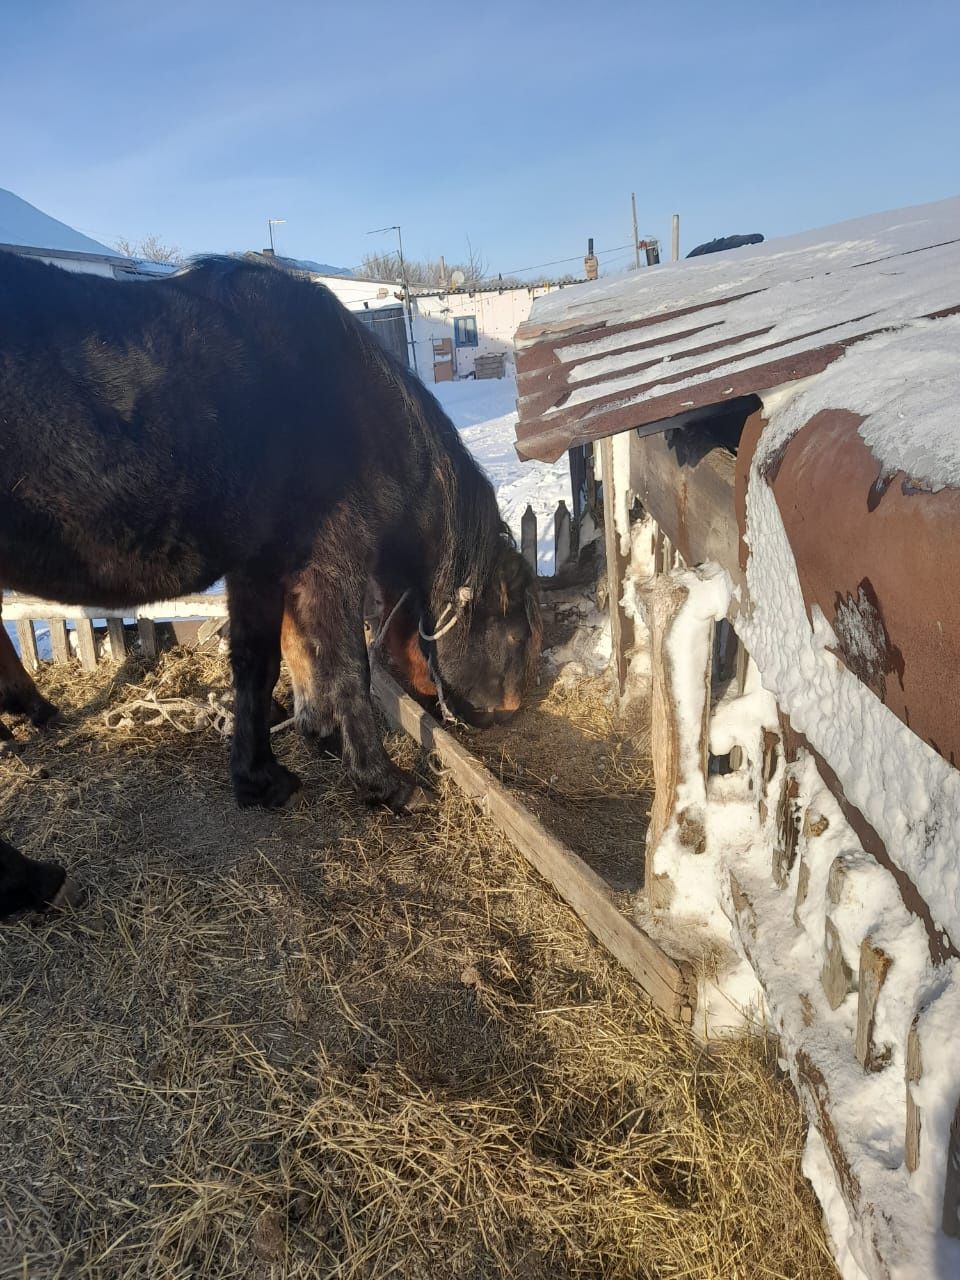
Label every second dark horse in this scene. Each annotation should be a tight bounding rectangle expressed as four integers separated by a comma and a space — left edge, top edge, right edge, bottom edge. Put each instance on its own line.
0, 252, 540, 917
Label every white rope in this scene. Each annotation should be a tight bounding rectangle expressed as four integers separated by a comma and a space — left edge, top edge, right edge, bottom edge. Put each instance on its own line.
371, 588, 412, 653
103, 691, 293, 739
418, 604, 459, 642
417, 585, 474, 643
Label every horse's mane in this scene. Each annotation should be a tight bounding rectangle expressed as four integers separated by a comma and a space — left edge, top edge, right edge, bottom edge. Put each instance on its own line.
186, 256, 509, 619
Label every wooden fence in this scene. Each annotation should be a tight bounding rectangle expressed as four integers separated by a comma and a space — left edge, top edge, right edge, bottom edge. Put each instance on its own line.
520, 498, 599, 582
4, 594, 230, 672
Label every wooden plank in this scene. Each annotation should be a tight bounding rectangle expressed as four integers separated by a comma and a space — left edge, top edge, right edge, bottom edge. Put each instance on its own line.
75, 619, 98, 672
821, 918, 854, 1010
49, 621, 70, 665
855, 937, 893, 1071
520, 505, 537, 575
647, 575, 708, 864
554, 500, 573, 574
196, 616, 228, 646
599, 435, 634, 694
945, 1099, 960, 1237
793, 857, 810, 929
371, 665, 693, 1022
138, 618, 158, 660
773, 776, 801, 888
906, 1016, 922, 1173
630, 429, 742, 590
15, 621, 39, 672
106, 617, 127, 660
3, 592, 230, 621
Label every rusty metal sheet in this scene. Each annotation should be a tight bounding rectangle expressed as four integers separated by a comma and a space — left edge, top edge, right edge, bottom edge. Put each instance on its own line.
739, 408, 960, 770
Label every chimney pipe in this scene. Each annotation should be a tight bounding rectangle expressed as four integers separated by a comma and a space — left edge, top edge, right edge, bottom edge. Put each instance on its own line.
584, 237, 599, 281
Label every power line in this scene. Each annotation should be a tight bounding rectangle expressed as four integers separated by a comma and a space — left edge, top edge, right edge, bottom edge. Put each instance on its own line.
495, 242, 635, 278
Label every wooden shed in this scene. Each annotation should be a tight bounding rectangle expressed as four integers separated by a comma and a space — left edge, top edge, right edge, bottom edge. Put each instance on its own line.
514, 197, 960, 1279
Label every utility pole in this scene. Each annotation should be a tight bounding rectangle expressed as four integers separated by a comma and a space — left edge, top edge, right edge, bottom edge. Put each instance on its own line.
631, 193, 641, 269
671, 213, 680, 262
367, 224, 419, 375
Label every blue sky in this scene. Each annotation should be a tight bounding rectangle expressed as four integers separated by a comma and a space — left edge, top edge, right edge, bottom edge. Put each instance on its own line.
4, 0, 958, 276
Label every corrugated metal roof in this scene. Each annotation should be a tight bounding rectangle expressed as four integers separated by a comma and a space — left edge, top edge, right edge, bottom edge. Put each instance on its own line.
514, 197, 960, 462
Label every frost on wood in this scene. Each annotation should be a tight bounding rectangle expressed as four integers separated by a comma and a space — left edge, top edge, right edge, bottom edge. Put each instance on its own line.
646, 566, 731, 882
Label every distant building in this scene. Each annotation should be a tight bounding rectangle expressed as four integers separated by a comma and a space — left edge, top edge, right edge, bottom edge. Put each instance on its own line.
0, 187, 156, 278
410, 281, 575, 383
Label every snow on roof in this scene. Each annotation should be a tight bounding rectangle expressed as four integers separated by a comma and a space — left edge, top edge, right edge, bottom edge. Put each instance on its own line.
0, 188, 119, 258
515, 196, 960, 462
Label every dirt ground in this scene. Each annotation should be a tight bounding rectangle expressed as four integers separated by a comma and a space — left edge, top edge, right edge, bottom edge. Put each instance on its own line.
0, 650, 837, 1279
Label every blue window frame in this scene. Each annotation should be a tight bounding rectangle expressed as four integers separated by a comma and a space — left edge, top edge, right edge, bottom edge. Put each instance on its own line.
454, 315, 478, 347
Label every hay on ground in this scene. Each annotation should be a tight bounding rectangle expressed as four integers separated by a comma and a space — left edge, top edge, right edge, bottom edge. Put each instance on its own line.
0, 649, 836, 1279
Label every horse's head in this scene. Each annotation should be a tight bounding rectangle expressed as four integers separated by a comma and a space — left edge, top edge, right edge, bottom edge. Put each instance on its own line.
426, 540, 542, 729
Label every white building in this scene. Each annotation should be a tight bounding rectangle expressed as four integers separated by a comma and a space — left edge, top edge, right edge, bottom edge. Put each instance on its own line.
410, 283, 562, 382
0, 187, 150, 278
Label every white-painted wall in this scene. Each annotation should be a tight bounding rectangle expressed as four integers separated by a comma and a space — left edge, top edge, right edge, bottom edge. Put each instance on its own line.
411, 284, 557, 381
310, 274, 406, 311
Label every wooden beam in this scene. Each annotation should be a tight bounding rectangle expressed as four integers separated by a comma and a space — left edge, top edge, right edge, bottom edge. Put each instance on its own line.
906, 1016, 922, 1173
3, 592, 230, 621
647, 575, 708, 864
371, 666, 693, 1022
599, 435, 634, 695
855, 937, 893, 1071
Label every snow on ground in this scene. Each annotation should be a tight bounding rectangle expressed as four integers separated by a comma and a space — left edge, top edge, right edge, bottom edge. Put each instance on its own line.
432, 375, 570, 574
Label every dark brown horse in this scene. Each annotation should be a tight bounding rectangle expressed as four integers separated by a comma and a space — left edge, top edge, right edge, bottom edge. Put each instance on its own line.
0, 251, 539, 918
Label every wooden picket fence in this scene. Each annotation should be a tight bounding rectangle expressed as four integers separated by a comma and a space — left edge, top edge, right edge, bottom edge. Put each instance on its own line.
4, 594, 230, 672
520, 499, 597, 582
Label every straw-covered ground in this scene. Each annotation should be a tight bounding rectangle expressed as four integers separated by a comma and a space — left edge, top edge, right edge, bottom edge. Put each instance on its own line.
1, 649, 837, 1279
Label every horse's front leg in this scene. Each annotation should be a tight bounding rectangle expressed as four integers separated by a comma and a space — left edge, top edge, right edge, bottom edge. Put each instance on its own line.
0, 619, 58, 727
226, 572, 301, 809
283, 571, 429, 812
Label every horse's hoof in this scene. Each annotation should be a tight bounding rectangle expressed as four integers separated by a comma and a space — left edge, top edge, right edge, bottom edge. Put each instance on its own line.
48, 875, 83, 911
0, 738, 21, 758
30, 697, 59, 728
364, 774, 436, 814
402, 784, 435, 814
233, 762, 302, 810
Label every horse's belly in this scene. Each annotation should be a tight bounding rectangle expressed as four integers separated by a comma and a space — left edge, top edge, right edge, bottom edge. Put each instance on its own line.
0, 519, 225, 609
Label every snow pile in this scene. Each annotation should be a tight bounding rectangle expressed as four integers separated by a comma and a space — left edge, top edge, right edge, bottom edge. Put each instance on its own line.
639, 374, 960, 1276
434, 376, 571, 574
755, 315, 960, 492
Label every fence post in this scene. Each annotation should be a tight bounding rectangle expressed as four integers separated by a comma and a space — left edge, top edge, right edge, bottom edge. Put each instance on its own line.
76, 619, 98, 671
50, 621, 70, 664
107, 618, 127, 660
554, 500, 573, 574
521, 505, 537, 575
16, 621, 39, 671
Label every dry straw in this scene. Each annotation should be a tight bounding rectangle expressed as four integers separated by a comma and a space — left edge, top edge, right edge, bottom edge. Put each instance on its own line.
0, 650, 836, 1278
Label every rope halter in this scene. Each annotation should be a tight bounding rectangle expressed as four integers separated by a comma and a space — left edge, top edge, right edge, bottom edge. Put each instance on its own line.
417, 585, 474, 643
